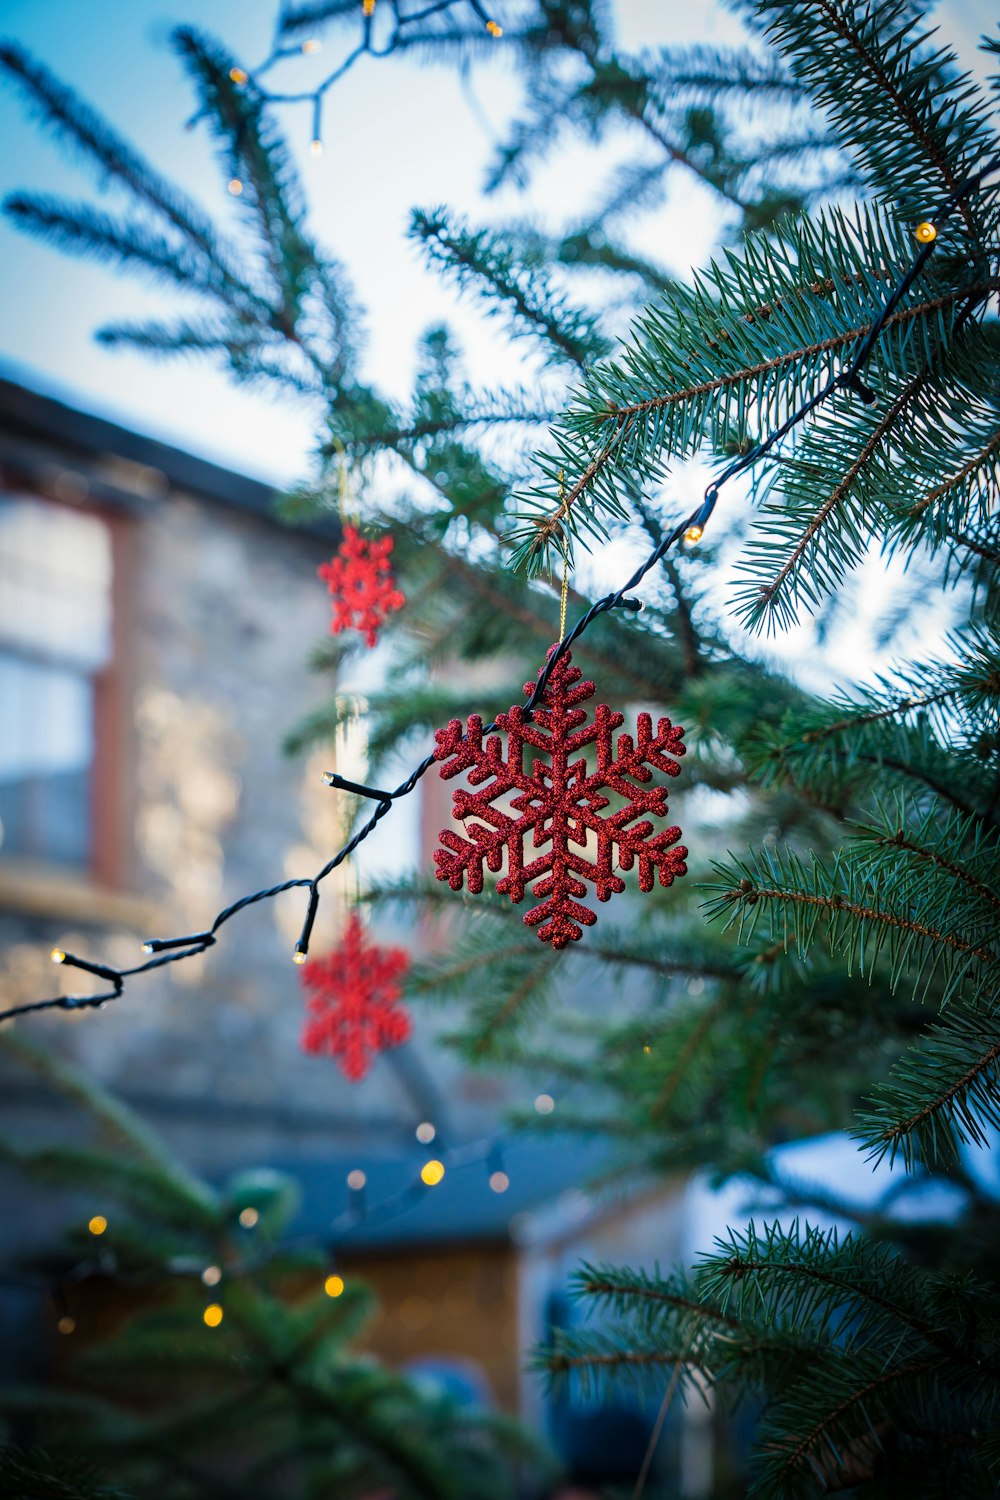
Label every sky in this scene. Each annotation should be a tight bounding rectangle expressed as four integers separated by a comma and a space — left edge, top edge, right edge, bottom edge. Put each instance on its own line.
0, 0, 749, 487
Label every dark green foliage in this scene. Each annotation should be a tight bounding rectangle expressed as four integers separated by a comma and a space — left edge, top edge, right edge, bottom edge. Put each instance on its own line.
4, 0, 1000, 1493
0, 1037, 540, 1500
0, 1447, 132, 1500
546, 1225, 1000, 1497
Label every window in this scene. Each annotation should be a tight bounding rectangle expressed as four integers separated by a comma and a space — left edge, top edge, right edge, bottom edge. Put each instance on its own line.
0, 495, 113, 871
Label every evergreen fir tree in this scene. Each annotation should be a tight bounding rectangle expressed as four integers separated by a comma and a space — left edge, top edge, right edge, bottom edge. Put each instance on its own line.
3, 0, 1000, 1492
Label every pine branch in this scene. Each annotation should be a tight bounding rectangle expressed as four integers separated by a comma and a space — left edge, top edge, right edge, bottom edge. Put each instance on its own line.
740, 362, 936, 632
764, 1354, 944, 1492
410, 207, 611, 366
858, 1004, 1000, 1169
649, 999, 726, 1121
705, 845, 1000, 1008
907, 426, 1000, 521
747, 632, 1000, 811
1, 195, 240, 301
511, 216, 1000, 572
574, 1262, 740, 1328
758, 0, 999, 238
855, 803, 1000, 927
0, 43, 228, 263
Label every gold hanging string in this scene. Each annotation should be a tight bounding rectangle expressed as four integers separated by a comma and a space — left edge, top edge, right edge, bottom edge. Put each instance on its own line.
557, 469, 569, 641
333, 438, 360, 529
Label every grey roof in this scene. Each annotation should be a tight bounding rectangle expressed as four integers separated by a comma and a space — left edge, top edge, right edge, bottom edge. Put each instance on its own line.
0, 371, 340, 542
273, 1135, 617, 1252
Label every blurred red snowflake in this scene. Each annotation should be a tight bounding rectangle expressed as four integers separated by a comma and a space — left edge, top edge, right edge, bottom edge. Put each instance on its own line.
300, 913, 411, 1080
319, 525, 405, 647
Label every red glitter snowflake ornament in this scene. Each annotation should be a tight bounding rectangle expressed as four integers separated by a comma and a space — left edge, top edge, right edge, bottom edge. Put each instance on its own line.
300, 913, 412, 1081
433, 646, 688, 948
319, 524, 405, 648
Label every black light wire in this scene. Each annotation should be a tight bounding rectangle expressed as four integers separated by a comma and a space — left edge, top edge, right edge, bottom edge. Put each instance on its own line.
2, 155, 998, 1027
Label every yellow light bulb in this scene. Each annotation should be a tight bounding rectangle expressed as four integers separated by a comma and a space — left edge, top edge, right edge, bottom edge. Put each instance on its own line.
685, 524, 704, 544
324, 1273, 345, 1297
51, 948, 66, 964
141, 941, 154, 955
57, 1315, 76, 1335
88, 1215, 107, 1236
292, 948, 307, 964
421, 1159, 445, 1187
914, 221, 937, 244
229, 67, 248, 84
362, 0, 376, 14
228, 179, 243, 196
486, 19, 503, 36
203, 1303, 224, 1327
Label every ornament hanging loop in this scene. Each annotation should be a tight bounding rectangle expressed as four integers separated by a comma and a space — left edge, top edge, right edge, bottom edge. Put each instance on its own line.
332, 437, 360, 529
557, 469, 569, 642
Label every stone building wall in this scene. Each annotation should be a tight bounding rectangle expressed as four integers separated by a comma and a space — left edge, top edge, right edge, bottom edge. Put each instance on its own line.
0, 384, 437, 1179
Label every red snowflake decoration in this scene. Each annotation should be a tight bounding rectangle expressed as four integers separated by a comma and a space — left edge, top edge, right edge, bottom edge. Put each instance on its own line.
433, 646, 688, 949
318, 525, 405, 648
300, 913, 412, 1080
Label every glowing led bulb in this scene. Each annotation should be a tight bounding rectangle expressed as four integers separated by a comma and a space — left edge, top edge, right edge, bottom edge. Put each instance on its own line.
310, 139, 324, 157
685, 524, 704, 544
302, 37, 322, 53
51, 948, 66, 964
228, 179, 244, 196
415, 1122, 436, 1144
57, 1315, 76, 1335
141, 942, 155, 955
238, 1207, 259, 1228
347, 1169, 366, 1190
534, 1093, 555, 1115
324, 1274, 345, 1297
292, 948, 307, 964
229, 67, 248, 84
486, 19, 503, 36
201, 1265, 222, 1287
362, 0, 376, 14
88, 1215, 108, 1236
203, 1303, 224, 1327
489, 1170, 509, 1193
914, 221, 937, 244
421, 1159, 445, 1187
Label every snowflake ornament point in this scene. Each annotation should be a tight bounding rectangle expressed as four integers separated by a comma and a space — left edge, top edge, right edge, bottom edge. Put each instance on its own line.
319, 523, 405, 648
299, 912, 411, 1081
433, 645, 687, 949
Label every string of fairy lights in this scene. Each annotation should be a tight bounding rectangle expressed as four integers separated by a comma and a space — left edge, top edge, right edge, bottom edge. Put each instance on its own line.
29, 1116, 560, 1338
216, 0, 509, 161
3, 152, 997, 1030
2, 158, 996, 1350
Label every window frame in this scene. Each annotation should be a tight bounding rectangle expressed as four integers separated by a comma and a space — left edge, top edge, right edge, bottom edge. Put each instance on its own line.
0, 486, 135, 892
